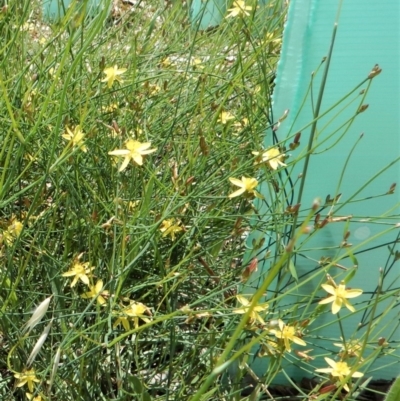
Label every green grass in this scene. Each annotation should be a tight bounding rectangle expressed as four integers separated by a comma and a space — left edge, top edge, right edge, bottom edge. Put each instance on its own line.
0, 1, 398, 400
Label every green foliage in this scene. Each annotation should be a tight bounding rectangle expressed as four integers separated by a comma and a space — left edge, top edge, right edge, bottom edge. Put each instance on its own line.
384, 376, 400, 401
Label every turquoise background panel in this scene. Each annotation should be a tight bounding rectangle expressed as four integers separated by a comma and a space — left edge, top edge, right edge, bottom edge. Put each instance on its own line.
247, 0, 399, 381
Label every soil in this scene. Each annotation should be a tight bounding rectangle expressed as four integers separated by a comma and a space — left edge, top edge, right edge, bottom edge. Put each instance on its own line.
241, 376, 395, 400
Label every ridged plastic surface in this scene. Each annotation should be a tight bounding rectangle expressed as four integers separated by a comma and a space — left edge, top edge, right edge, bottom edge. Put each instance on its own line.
248, 0, 399, 380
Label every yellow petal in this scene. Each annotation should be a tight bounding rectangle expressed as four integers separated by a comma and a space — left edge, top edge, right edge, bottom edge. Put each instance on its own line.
122, 318, 130, 331
95, 280, 104, 293
324, 357, 337, 368
343, 299, 356, 312
62, 271, 76, 277
228, 188, 246, 198
318, 295, 335, 305
132, 153, 143, 165
233, 308, 247, 314
332, 298, 342, 314
118, 157, 130, 172
229, 177, 244, 187
108, 149, 130, 156
236, 295, 250, 306
321, 284, 336, 295
292, 336, 306, 346
315, 367, 333, 373
344, 289, 363, 298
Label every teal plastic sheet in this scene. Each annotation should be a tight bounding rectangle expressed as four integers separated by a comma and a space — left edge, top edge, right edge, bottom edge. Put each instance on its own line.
190, 0, 228, 30
189, 0, 278, 32
246, 0, 399, 380
42, 0, 103, 21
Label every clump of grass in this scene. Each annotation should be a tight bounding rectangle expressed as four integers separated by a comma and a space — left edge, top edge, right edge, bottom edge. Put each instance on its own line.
0, 1, 398, 401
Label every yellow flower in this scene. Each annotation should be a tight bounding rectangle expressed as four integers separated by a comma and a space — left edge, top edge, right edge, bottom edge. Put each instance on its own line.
146, 83, 161, 95
319, 279, 363, 314
334, 338, 364, 360
160, 218, 183, 241
270, 319, 306, 352
160, 57, 172, 68
233, 295, 268, 325
259, 339, 279, 357
113, 301, 152, 331
81, 280, 109, 306
233, 118, 249, 129
101, 65, 127, 88
218, 111, 235, 124
9, 219, 23, 237
108, 139, 157, 171
226, 0, 252, 18
14, 369, 40, 393
228, 176, 260, 198
252, 147, 286, 170
315, 357, 363, 392
1, 218, 23, 246
26, 392, 45, 401
62, 261, 95, 287
190, 58, 204, 69
101, 103, 119, 113
62, 125, 87, 153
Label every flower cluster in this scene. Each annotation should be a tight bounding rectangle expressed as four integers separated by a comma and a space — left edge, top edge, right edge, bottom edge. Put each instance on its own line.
227, 147, 286, 200
62, 254, 109, 306
314, 278, 364, 392
58, 66, 158, 172
232, 285, 365, 394
232, 295, 307, 355
61, 255, 152, 329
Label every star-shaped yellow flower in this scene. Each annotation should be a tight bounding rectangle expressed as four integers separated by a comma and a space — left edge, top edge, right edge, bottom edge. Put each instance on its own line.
319, 279, 363, 314
226, 0, 252, 18
62, 261, 95, 287
270, 319, 306, 352
218, 111, 235, 124
160, 218, 183, 241
62, 125, 87, 153
228, 176, 260, 199
108, 139, 157, 171
315, 357, 363, 392
113, 301, 152, 331
101, 65, 127, 88
81, 280, 109, 306
233, 294, 269, 325
252, 147, 286, 170
14, 369, 40, 393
